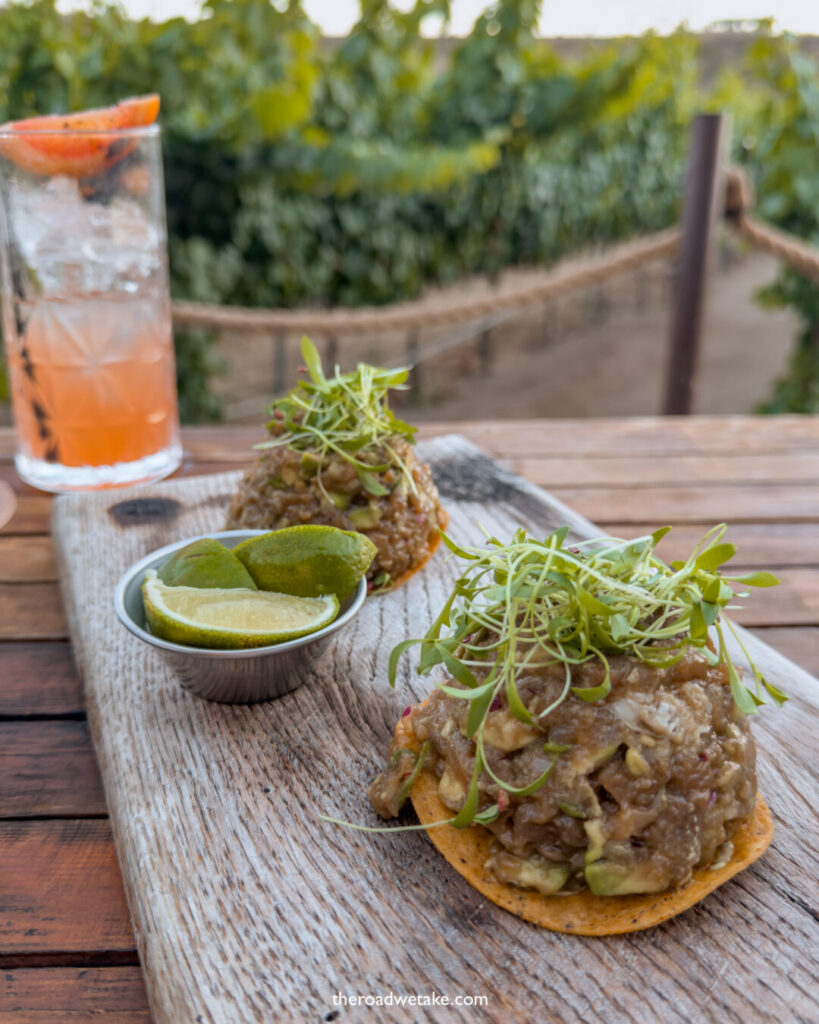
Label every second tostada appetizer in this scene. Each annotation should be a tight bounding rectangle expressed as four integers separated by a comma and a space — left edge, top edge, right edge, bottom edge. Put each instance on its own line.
226, 338, 447, 592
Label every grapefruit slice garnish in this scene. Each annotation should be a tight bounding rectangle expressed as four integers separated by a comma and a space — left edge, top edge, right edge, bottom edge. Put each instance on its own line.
0, 95, 160, 178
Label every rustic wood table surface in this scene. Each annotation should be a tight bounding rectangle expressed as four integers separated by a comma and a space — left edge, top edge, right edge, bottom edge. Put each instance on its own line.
1, 416, 818, 1023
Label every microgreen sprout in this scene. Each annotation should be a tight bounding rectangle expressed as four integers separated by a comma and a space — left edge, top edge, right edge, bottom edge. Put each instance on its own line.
256, 336, 417, 502
387, 523, 783, 829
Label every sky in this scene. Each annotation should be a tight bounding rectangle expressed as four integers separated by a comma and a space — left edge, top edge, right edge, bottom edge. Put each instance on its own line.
98, 0, 819, 36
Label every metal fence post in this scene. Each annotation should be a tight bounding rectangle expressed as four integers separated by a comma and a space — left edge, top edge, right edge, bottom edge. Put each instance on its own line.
272, 334, 286, 395
663, 113, 729, 415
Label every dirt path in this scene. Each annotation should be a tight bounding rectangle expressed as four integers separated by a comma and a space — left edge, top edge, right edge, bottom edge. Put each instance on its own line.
405, 248, 798, 422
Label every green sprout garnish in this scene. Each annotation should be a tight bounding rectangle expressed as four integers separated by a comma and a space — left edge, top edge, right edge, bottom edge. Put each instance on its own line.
256, 336, 417, 503
387, 523, 785, 830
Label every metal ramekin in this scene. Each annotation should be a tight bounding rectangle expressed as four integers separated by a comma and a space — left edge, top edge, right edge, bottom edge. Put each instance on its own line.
114, 530, 367, 704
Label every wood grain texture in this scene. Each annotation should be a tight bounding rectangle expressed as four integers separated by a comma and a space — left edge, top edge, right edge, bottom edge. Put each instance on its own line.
0, 480, 15, 532
2, 416, 819, 466
0, 537, 57, 583
51, 435, 819, 1024
549, 483, 819, 524
0, 496, 51, 536
0, 821, 135, 961
420, 416, 819, 457
0, 584, 67, 639
0, 967, 150, 1023
607, 522, 819, 569
0, 643, 82, 717
751, 628, 819, 677
172, 416, 819, 462
514, 451, 819, 487
0, 721, 105, 817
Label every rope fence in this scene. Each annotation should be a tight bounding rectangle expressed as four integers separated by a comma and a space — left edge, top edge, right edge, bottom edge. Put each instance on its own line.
724, 167, 819, 284
170, 167, 818, 344
171, 228, 680, 337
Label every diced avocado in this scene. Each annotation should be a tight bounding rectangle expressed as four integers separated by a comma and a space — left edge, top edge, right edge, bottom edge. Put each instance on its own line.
543, 739, 573, 754
325, 490, 351, 511
511, 859, 570, 896
583, 817, 607, 865
573, 741, 621, 774
558, 801, 587, 819
584, 860, 666, 896
267, 472, 287, 490
348, 505, 383, 529
300, 452, 323, 478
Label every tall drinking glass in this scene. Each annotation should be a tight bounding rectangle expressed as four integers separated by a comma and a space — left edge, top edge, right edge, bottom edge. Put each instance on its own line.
0, 124, 182, 491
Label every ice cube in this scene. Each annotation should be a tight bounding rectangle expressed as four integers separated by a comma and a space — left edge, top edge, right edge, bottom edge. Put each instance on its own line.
11, 178, 161, 296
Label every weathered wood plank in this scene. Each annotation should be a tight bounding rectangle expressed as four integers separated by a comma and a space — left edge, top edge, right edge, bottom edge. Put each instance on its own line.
176, 451, 819, 498
416, 417, 819, 457
750, 627, 819, 678
514, 452, 819, 488
608, 522, 819, 568
167, 417, 819, 464
51, 439, 819, 1024
0, 967, 150, 1023
3, 417, 819, 466
552, 484, 819, 524
0, 820, 135, 960
0, 584, 67, 639
176, 417, 819, 461
0, 496, 52, 536
0, 721, 105, 818
0, 642, 82, 717
724, 568, 819, 627
0, 537, 57, 583
0, 480, 14, 532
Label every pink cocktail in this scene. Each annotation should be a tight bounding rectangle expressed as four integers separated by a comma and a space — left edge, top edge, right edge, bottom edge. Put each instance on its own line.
0, 117, 181, 491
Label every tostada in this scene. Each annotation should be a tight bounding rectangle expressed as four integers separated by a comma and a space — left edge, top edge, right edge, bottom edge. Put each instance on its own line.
369, 525, 782, 934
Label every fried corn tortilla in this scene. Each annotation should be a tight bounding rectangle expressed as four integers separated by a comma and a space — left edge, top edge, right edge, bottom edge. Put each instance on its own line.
387, 509, 448, 591
393, 706, 773, 936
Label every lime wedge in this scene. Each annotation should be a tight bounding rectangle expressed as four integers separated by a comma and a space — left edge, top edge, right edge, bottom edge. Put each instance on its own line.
234, 525, 377, 600
142, 571, 339, 649
158, 538, 258, 590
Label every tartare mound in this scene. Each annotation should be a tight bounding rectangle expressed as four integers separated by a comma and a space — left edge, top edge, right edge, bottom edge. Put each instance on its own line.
225, 438, 446, 588
371, 647, 758, 896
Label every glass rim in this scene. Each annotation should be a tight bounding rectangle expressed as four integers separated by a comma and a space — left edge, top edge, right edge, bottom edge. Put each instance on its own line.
0, 123, 161, 138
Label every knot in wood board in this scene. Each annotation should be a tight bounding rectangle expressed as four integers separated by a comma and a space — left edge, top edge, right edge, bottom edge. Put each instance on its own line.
107, 497, 182, 527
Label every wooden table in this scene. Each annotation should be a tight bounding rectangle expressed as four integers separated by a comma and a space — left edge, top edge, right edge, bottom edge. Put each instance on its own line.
1, 416, 817, 1022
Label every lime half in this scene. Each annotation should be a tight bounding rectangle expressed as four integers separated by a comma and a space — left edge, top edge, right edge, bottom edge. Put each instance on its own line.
234, 525, 377, 600
157, 538, 257, 590
142, 571, 340, 649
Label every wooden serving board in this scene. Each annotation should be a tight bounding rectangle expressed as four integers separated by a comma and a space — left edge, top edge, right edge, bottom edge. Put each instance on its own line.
52, 435, 819, 1024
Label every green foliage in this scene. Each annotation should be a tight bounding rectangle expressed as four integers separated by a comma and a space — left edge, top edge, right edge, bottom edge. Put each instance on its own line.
739, 36, 819, 413
0, 1, 815, 419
